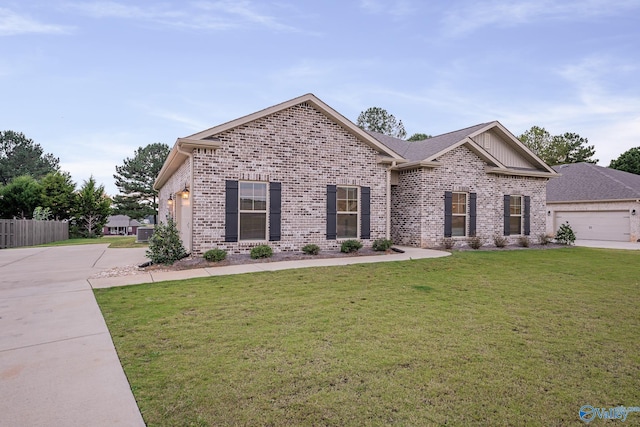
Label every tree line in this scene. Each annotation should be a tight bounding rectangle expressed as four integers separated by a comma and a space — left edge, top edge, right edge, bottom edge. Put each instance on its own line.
0, 130, 169, 238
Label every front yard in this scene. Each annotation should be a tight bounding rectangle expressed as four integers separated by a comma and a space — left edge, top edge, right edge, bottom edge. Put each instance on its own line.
95, 247, 640, 426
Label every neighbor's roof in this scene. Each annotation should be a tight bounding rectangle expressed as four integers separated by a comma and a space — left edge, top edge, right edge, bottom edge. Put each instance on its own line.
547, 162, 640, 202
105, 215, 142, 227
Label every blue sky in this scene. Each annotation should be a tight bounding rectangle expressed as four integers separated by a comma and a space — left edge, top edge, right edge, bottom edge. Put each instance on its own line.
2, 0, 639, 195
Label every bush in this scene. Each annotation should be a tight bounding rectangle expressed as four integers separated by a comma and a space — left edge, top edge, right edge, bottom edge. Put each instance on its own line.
517, 236, 530, 247
250, 244, 273, 259
468, 235, 483, 250
537, 233, 551, 245
493, 235, 508, 248
555, 222, 576, 245
340, 239, 363, 253
302, 244, 320, 255
203, 248, 227, 262
372, 239, 393, 251
442, 237, 455, 250
146, 217, 187, 265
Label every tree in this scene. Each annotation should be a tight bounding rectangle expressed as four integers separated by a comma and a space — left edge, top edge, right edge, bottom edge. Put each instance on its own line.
0, 130, 59, 185
518, 126, 597, 166
146, 217, 187, 265
356, 107, 407, 139
113, 143, 170, 222
609, 147, 640, 175
0, 175, 43, 218
40, 171, 76, 220
407, 132, 432, 141
71, 176, 111, 238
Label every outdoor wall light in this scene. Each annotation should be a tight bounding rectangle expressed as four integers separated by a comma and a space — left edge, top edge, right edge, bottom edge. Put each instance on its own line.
547, 210, 551, 216
181, 184, 190, 200
632, 209, 637, 216
167, 194, 174, 206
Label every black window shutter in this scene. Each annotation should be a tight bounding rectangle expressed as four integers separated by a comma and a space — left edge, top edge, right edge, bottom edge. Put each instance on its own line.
225, 180, 239, 242
503, 195, 511, 236
269, 182, 281, 241
361, 186, 370, 239
524, 196, 531, 236
469, 193, 477, 237
444, 191, 452, 238
326, 185, 337, 240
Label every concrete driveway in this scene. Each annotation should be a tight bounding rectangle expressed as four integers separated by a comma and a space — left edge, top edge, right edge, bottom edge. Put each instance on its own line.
575, 240, 640, 250
0, 244, 148, 427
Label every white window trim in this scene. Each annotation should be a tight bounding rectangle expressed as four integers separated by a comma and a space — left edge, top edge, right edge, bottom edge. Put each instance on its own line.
238, 181, 268, 241
452, 192, 467, 237
337, 185, 359, 240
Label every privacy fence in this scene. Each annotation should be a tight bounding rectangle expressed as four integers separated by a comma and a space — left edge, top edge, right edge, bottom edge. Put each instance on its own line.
0, 219, 69, 249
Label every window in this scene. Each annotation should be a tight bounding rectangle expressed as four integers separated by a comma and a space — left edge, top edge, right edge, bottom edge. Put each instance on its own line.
337, 186, 358, 238
510, 195, 522, 235
239, 182, 267, 240
452, 192, 467, 237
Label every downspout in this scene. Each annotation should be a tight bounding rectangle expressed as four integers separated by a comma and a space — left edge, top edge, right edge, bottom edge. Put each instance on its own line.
176, 142, 194, 254
386, 162, 396, 241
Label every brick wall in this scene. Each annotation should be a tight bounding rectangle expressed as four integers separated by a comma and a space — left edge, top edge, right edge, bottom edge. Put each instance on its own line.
183, 102, 389, 255
392, 145, 549, 248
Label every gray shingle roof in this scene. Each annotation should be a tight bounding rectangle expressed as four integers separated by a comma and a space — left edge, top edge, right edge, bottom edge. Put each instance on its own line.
367, 122, 491, 162
105, 215, 142, 227
547, 163, 640, 202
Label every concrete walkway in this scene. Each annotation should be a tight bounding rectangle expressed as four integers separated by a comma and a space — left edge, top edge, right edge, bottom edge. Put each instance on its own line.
0, 245, 148, 427
574, 239, 640, 250
89, 246, 450, 289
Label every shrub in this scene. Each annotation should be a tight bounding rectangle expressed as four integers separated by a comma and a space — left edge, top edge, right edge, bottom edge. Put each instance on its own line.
517, 236, 530, 247
302, 244, 320, 255
442, 237, 455, 250
340, 239, 363, 253
250, 244, 273, 259
372, 239, 393, 251
555, 222, 576, 245
203, 248, 227, 262
146, 217, 187, 265
468, 235, 483, 250
537, 233, 551, 245
493, 235, 508, 248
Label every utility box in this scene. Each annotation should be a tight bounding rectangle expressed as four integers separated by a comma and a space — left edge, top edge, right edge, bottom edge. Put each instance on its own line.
136, 227, 154, 243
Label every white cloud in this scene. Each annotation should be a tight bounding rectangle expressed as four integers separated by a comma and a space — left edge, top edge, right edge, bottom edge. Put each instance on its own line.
0, 8, 72, 36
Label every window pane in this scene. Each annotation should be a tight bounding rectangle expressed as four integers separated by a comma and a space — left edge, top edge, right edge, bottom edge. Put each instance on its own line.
510, 216, 521, 235
337, 200, 347, 212
337, 213, 357, 238
347, 187, 357, 200
337, 186, 358, 213
240, 213, 266, 240
452, 216, 466, 237
239, 182, 267, 212
239, 182, 253, 198
452, 193, 466, 214
254, 199, 267, 211
510, 195, 521, 215
347, 200, 358, 212
240, 197, 253, 210
337, 187, 347, 199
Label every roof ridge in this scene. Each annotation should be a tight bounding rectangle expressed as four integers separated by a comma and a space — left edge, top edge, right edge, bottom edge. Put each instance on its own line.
589, 163, 640, 197
428, 122, 492, 139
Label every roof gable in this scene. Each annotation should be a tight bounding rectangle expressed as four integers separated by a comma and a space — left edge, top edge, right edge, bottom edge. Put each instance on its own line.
548, 162, 640, 202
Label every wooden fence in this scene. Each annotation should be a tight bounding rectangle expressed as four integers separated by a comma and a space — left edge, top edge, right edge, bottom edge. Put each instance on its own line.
0, 219, 69, 249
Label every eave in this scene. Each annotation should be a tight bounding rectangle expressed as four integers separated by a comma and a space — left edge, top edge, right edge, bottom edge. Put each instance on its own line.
547, 198, 640, 204
154, 138, 222, 190
485, 166, 560, 179
393, 160, 443, 170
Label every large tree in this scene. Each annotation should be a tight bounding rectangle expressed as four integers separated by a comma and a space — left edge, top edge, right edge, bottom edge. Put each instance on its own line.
356, 107, 407, 139
113, 142, 170, 222
518, 126, 597, 165
71, 176, 111, 238
609, 147, 640, 175
0, 130, 59, 185
407, 132, 432, 141
40, 171, 76, 220
0, 175, 43, 219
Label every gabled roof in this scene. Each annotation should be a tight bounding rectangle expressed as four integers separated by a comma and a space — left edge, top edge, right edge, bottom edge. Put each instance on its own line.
547, 163, 640, 202
369, 121, 557, 177
154, 93, 405, 190
105, 215, 141, 227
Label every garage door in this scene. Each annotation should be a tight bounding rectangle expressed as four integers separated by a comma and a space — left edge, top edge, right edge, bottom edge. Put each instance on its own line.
554, 211, 630, 241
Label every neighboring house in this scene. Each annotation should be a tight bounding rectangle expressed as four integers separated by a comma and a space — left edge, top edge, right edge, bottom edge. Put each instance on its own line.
154, 93, 557, 255
103, 215, 142, 236
547, 163, 640, 242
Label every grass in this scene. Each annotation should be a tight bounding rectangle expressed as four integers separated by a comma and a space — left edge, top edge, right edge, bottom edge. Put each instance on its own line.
94, 248, 640, 426
37, 236, 147, 248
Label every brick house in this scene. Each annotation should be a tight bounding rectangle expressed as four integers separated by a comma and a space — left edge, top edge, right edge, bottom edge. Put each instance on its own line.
154, 94, 557, 254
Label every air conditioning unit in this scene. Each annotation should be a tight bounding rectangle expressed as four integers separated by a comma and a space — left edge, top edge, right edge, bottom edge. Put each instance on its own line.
136, 227, 154, 243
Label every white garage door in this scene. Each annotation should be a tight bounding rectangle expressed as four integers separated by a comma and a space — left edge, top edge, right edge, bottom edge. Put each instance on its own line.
555, 211, 630, 241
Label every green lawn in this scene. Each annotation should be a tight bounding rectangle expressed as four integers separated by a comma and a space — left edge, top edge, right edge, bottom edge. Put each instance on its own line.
38, 236, 147, 248
95, 248, 640, 426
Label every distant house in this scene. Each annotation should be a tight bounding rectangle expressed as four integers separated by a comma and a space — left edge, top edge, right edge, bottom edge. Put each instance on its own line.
153, 93, 557, 254
547, 163, 640, 242
103, 215, 142, 236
